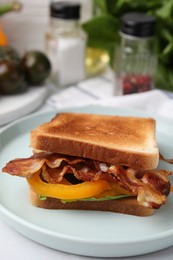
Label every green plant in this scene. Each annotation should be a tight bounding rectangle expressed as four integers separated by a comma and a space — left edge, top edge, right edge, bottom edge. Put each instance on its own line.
83, 0, 173, 91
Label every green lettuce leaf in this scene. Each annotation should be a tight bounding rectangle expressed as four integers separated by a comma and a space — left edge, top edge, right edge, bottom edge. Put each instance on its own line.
61, 195, 130, 203
38, 195, 47, 201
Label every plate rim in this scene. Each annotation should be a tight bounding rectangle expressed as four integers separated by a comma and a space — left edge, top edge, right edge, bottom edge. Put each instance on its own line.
0, 85, 48, 126
1, 104, 173, 133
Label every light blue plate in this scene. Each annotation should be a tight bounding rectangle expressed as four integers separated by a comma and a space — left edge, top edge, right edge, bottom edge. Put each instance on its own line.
0, 105, 173, 258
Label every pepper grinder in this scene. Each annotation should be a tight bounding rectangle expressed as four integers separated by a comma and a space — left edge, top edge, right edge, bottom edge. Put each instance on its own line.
114, 12, 157, 95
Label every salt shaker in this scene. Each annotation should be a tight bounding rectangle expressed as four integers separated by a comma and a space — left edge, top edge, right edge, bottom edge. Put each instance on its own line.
45, 1, 87, 87
114, 12, 157, 95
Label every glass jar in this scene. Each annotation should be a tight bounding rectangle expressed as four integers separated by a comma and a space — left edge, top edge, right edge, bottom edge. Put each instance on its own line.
45, 1, 87, 87
114, 12, 157, 95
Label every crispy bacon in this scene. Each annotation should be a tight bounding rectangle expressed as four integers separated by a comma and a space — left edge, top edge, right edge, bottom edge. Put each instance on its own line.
2, 153, 86, 178
2, 152, 172, 209
108, 166, 171, 209
160, 153, 173, 164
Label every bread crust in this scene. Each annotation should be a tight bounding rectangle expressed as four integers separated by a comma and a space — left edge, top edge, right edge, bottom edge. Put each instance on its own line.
31, 135, 158, 170
29, 190, 154, 217
30, 113, 159, 170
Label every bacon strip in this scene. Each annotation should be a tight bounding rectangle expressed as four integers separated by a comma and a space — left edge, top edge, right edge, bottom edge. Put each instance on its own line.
108, 166, 171, 209
2, 153, 86, 178
160, 153, 173, 164
2, 152, 172, 209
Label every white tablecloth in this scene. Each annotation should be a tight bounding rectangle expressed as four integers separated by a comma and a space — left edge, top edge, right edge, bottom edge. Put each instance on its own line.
1, 73, 173, 260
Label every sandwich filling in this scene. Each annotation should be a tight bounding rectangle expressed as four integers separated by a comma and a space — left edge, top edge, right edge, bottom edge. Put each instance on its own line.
2, 152, 171, 209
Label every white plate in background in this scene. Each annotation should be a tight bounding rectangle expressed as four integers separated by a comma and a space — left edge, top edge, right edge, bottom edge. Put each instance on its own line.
0, 85, 49, 126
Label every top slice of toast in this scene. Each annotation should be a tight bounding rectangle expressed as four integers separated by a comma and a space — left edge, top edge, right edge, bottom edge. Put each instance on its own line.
30, 112, 159, 170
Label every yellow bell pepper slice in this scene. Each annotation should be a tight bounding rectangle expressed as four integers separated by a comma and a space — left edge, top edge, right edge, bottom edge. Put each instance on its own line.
95, 185, 133, 198
27, 171, 111, 200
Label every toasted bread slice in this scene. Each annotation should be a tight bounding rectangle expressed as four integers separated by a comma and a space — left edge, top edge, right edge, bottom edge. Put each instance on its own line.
29, 189, 154, 217
30, 112, 159, 170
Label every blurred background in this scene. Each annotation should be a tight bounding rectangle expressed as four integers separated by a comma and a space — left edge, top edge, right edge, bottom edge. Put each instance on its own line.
0, 0, 173, 94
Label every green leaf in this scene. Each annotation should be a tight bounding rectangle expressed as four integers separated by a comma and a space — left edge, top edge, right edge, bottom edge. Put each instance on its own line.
61, 194, 129, 203
38, 195, 47, 201
83, 14, 120, 63
155, 0, 173, 21
83, 14, 119, 44
93, 0, 108, 14
156, 63, 173, 92
162, 42, 173, 58
155, 28, 173, 64
104, 0, 120, 15
109, 0, 161, 15
81, 194, 129, 201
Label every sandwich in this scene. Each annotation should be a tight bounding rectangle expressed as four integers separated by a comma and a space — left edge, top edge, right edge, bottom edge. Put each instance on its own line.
2, 112, 172, 216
